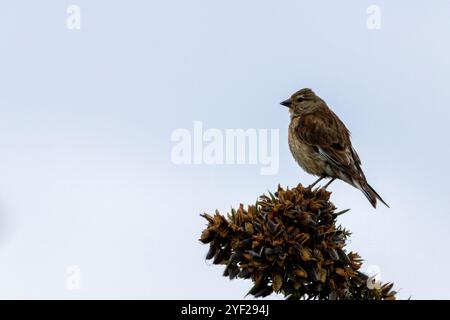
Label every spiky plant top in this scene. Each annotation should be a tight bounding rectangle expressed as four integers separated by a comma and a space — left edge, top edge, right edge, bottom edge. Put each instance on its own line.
200, 184, 396, 300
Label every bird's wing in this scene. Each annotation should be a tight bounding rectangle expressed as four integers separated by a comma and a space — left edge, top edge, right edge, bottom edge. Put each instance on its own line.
351, 146, 361, 165
296, 109, 356, 172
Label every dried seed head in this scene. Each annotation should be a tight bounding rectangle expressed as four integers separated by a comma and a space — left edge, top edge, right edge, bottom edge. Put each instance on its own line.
200, 184, 396, 300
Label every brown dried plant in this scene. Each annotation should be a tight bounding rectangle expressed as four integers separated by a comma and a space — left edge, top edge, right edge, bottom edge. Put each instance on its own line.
200, 184, 396, 300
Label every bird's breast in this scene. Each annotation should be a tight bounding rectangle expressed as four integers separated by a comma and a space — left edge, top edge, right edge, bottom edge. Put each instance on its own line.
288, 121, 329, 177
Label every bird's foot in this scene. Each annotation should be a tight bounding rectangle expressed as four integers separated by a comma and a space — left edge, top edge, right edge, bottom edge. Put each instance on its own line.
308, 177, 324, 189
322, 178, 336, 190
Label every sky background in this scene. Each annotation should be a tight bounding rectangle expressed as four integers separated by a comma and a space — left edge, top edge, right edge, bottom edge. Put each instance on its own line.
0, 0, 449, 299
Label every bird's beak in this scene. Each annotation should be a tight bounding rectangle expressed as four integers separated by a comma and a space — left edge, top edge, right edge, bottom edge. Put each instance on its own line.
280, 98, 292, 108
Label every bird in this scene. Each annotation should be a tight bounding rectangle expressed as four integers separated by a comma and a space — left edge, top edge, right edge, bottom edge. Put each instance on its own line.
281, 88, 388, 208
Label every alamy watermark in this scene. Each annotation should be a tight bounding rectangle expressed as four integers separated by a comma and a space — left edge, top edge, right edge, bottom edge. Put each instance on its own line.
66, 265, 81, 290
171, 121, 279, 175
365, 265, 382, 290
66, 5, 81, 30
366, 5, 381, 30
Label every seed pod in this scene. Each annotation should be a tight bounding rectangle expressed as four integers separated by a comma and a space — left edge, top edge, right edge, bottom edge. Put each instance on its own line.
200, 184, 396, 300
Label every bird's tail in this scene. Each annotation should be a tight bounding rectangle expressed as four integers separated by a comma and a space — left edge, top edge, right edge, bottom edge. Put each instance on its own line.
356, 179, 389, 209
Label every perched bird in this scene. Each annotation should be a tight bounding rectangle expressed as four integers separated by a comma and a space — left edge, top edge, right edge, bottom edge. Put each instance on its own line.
281, 88, 388, 208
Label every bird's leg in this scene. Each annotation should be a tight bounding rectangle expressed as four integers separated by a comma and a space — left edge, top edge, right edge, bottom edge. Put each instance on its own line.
323, 178, 336, 189
308, 177, 324, 189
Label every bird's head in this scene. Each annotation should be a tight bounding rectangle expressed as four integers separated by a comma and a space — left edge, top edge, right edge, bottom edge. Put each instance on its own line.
280, 88, 317, 116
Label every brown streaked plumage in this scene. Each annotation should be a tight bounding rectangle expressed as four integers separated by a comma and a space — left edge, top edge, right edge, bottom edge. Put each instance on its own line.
281, 88, 388, 208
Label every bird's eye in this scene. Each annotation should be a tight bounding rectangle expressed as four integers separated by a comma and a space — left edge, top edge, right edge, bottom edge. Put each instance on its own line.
296, 97, 304, 103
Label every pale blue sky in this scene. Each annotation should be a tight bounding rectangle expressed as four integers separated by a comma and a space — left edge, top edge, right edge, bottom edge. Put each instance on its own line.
0, 0, 449, 299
